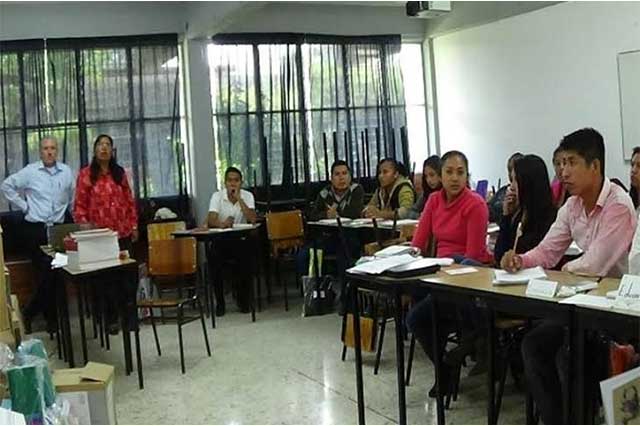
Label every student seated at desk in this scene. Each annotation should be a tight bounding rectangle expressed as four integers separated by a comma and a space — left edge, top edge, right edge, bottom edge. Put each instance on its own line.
406, 150, 492, 397
74, 134, 139, 334
206, 166, 257, 316
494, 154, 556, 265
551, 146, 569, 209
308, 160, 364, 221
407, 156, 442, 220
363, 158, 415, 220
501, 128, 637, 424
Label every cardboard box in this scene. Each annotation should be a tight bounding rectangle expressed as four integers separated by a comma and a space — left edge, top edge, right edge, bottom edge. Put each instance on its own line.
53, 362, 116, 425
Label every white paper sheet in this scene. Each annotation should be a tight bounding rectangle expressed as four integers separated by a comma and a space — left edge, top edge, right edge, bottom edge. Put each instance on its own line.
51, 252, 68, 269
493, 266, 547, 284
558, 294, 614, 308
443, 267, 478, 275
0, 408, 26, 425
374, 244, 415, 258
347, 254, 417, 275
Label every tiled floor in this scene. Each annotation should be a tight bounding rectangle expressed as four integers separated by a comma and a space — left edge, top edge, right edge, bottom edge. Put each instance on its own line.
34, 296, 528, 424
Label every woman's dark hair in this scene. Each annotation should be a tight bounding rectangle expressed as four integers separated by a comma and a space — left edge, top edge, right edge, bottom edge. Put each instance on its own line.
421, 155, 442, 199
90, 134, 125, 186
507, 152, 524, 176
513, 154, 555, 236
440, 150, 469, 174
630, 147, 640, 210
377, 158, 399, 173
225, 166, 243, 180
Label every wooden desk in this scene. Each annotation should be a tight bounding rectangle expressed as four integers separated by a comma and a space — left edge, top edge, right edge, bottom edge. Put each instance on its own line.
41, 246, 142, 389
173, 224, 263, 326
346, 265, 603, 425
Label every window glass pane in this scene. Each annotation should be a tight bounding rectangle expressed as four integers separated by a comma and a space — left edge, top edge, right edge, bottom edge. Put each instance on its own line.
46, 49, 79, 125
208, 44, 256, 115
140, 120, 181, 197
0, 53, 22, 129
259, 44, 300, 114
304, 44, 346, 110
132, 46, 180, 119
83, 48, 130, 122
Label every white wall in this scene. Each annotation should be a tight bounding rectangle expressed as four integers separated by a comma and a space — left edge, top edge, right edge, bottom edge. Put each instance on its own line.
433, 1, 640, 186
0, 2, 187, 40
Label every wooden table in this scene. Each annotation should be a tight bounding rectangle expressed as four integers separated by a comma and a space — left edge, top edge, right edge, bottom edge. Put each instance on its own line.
42, 246, 143, 389
346, 264, 608, 425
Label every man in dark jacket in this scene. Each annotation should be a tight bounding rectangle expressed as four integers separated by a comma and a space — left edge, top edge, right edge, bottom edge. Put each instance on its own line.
301, 161, 364, 311
308, 160, 364, 221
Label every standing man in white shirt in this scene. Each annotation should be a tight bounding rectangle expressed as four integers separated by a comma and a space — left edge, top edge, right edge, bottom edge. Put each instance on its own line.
1, 136, 75, 333
206, 167, 257, 316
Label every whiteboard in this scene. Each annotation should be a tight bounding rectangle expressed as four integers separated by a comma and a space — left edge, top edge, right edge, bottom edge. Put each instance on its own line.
618, 50, 640, 160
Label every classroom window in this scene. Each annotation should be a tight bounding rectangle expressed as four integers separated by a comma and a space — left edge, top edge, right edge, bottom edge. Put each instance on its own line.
208, 34, 421, 189
0, 35, 185, 213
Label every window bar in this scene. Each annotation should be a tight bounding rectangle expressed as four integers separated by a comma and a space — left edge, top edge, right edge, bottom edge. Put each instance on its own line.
322, 132, 329, 182
125, 46, 142, 198
332, 131, 339, 164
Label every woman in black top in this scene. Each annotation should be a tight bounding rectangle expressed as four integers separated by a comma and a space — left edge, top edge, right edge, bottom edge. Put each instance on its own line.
494, 154, 556, 264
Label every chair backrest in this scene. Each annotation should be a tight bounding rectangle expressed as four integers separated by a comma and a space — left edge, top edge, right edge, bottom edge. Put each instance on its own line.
265, 210, 304, 241
400, 224, 417, 241
147, 221, 186, 241
148, 237, 197, 276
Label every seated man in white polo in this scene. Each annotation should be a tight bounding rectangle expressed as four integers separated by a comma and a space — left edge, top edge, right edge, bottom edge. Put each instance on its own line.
207, 167, 257, 316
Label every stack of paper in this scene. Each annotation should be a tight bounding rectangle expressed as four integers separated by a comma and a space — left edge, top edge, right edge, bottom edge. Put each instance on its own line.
374, 244, 415, 258
347, 254, 417, 275
493, 266, 547, 285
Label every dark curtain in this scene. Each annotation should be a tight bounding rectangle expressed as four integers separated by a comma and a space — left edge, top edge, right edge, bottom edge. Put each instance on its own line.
0, 34, 183, 213
210, 33, 407, 192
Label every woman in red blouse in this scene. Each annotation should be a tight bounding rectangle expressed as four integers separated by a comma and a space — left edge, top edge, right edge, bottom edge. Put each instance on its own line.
74, 134, 138, 245
406, 150, 491, 399
74, 134, 138, 334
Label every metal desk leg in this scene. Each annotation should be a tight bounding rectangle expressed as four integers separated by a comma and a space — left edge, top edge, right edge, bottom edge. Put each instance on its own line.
563, 323, 573, 424
135, 329, 144, 389
62, 277, 75, 368
77, 283, 88, 365
487, 308, 496, 424
394, 289, 407, 424
575, 314, 586, 424
206, 242, 217, 329
431, 295, 445, 424
352, 282, 365, 425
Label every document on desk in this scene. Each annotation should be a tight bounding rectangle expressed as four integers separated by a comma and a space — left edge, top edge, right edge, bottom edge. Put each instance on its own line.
347, 254, 417, 275
51, 252, 68, 269
374, 244, 415, 258
378, 219, 419, 228
493, 266, 547, 285
558, 294, 614, 308
444, 267, 478, 275
600, 364, 640, 425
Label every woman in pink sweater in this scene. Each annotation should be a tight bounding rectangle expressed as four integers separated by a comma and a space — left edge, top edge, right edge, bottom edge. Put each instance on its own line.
406, 150, 491, 399
411, 151, 492, 263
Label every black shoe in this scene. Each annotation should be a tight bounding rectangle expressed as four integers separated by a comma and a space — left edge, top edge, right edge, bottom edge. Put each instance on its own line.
428, 365, 452, 398
107, 322, 120, 336
215, 304, 226, 317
